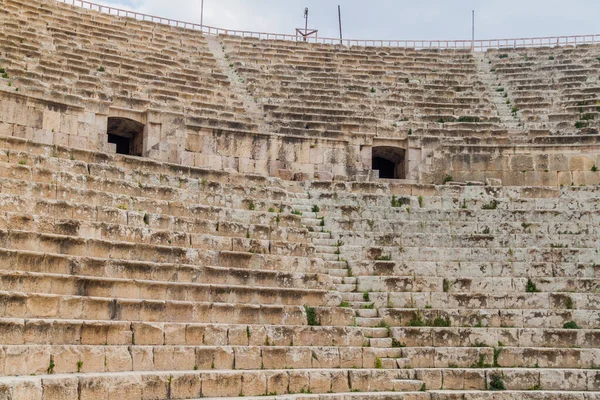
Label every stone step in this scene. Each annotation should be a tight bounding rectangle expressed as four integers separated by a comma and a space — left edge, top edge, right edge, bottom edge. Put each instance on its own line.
198, 393, 425, 400
350, 301, 374, 308
0, 248, 327, 289
426, 392, 597, 400
390, 326, 600, 349
355, 317, 384, 327
328, 268, 349, 277
315, 245, 339, 254
363, 327, 390, 339
321, 253, 341, 262
356, 309, 378, 318
308, 232, 332, 239
379, 307, 598, 329
329, 276, 343, 285
380, 358, 399, 369
3, 344, 441, 375
0, 369, 418, 399
294, 198, 311, 206
0, 270, 330, 307
393, 379, 423, 392
0, 318, 368, 347
370, 338, 393, 348
340, 292, 364, 301
0, 290, 352, 326
312, 238, 340, 246
324, 261, 349, 269
301, 218, 323, 227
335, 284, 356, 292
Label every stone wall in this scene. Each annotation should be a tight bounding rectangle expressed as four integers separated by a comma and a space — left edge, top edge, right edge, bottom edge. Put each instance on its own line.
418, 138, 600, 185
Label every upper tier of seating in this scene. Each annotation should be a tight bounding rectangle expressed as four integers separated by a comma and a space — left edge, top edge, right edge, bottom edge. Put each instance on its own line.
0, 0, 258, 135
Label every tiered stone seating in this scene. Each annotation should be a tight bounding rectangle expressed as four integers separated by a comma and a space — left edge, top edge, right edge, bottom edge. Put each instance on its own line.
221, 37, 501, 140
296, 180, 599, 396
486, 45, 600, 135
0, 1, 599, 399
0, 141, 597, 399
0, 0, 258, 149
0, 133, 596, 399
0, 136, 429, 399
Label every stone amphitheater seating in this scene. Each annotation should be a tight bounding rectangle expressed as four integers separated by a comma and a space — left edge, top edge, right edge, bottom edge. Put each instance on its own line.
0, 136, 597, 399
0, 0, 599, 399
220, 36, 500, 139
2, 0, 600, 183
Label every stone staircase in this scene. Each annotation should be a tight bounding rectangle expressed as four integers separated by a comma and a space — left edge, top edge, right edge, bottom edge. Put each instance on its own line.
474, 52, 525, 133
292, 192, 400, 366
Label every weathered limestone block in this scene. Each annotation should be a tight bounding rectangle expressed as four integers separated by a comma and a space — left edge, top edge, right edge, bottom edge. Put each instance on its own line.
79, 376, 109, 400
542, 369, 587, 391
131, 346, 154, 371
340, 346, 363, 368
41, 376, 78, 400
265, 370, 289, 395
11, 378, 43, 400
569, 156, 595, 171
104, 346, 132, 372
164, 323, 186, 345
331, 370, 350, 393
286, 347, 312, 369
348, 370, 371, 392
107, 375, 143, 399
502, 369, 539, 390
417, 369, 443, 390
262, 347, 286, 369
234, 346, 262, 370
203, 325, 228, 346
241, 371, 267, 396
308, 370, 331, 393
139, 373, 169, 399
311, 347, 340, 368
52, 346, 81, 374
170, 373, 201, 399
201, 372, 242, 397
213, 346, 235, 369
133, 322, 163, 345
288, 370, 310, 394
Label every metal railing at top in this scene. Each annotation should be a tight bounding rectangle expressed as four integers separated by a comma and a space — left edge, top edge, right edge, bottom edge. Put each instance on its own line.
55, 0, 600, 51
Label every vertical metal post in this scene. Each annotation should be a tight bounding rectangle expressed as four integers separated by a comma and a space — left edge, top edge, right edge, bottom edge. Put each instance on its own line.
471, 10, 475, 50
200, 0, 204, 27
338, 5, 343, 44
303, 7, 309, 41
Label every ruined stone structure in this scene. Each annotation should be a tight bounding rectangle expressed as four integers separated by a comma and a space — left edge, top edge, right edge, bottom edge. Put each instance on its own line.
0, 0, 598, 399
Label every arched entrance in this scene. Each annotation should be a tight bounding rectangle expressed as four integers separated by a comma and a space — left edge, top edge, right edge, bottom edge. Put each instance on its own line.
107, 117, 145, 156
372, 146, 406, 179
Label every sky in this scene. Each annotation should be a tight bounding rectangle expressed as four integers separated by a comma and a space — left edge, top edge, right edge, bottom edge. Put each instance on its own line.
94, 0, 600, 41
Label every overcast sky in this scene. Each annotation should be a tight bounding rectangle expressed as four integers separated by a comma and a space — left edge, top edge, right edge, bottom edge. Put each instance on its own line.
96, 0, 599, 41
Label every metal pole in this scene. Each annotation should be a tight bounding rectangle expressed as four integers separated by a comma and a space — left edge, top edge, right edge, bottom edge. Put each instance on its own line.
305, 8, 309, 35
200, 0, 204, 26
304, 7, 309, 41
338, 5, 343, 44
471, 10, 475, 50
472, 11, 475, 40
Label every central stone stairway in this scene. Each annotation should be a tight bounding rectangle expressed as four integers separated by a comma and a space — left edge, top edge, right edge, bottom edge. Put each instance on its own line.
292, 192, 402, 370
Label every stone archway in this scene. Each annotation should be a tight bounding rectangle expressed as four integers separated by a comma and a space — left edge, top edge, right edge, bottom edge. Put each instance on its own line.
372, 146, 406, 179
107, 117, 145, 156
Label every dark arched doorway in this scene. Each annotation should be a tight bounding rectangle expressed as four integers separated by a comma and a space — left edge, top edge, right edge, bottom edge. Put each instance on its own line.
372, 146, 406, 179
107, 117, 145, 156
